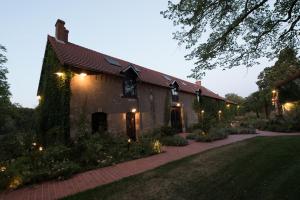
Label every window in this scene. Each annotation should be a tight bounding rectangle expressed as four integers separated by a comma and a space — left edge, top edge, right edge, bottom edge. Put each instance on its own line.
170, 81, 179, 102
123, 78, 137, 97
92, 112, 107, 133
196, 89, 202, 102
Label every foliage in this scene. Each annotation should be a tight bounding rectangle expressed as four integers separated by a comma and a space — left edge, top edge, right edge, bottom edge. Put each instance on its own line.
161, 135, 188, 146
162, 0, 300, 79
37, 43, 72, 145
163, 90, 171, 126
196, 128, 229, 142
159, 126, 176, 136
0, 44, 12, 135
257, 48, 300, 90
222, 127, 257, 135
0, 131, 160, 190
243, 90, 272, 118
225, 93, 245, 105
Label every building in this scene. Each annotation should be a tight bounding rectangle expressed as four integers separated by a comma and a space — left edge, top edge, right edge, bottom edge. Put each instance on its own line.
37, 19, 228, 143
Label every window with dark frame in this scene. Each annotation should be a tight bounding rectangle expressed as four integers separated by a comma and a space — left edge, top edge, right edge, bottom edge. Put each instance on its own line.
123, 78, 137, 98
171, 83, 179, 102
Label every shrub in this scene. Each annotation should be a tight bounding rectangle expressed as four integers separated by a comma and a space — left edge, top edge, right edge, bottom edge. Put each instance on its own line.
186, 132, 201, 140
160, 126, 176, 136
161, 135, 188, 146
196, 128, 228, 142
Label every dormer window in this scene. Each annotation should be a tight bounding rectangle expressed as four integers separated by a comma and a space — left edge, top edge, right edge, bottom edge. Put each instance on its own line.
121, 64, 139, 98
196, 89, 202, 102
170, 81, 179, 102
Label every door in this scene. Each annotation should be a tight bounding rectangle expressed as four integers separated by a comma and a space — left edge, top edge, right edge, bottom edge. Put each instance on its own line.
171, 108, 182, 133
126, 112, 136, 141
92, 112, 107, 133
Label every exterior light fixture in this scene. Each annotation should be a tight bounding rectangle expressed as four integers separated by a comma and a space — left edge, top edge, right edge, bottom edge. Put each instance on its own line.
38, 146, 43, 152
55, 72, 64, 77
176, 103, 181, 107
37, 96, 41, 101
0, 166, 6, 172
272, 89, 277, 94
237, 105, 240, 109
128, 138, 132, 143
218, 110, 222, 114
32, 142, 37, 146
131, 108, 137, 113
201, 110, 205, 114
79, 73, 87, 77
226, 104, 230, 108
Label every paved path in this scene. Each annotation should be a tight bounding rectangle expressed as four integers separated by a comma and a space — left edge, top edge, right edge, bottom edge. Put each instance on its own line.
1, 130, 300, 200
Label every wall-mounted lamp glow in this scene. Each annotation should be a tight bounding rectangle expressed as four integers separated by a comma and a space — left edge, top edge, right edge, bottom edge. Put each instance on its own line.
37, 96, 41, 101
79, 73, 87, 77
131, 108, 137, 113
226, 104, 230, 108
55, 72, 64, 77
201, 110, 205, 114
176, 103, 181, 107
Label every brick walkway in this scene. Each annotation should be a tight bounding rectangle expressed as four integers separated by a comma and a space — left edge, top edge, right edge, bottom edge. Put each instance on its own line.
1, 130, 300, 200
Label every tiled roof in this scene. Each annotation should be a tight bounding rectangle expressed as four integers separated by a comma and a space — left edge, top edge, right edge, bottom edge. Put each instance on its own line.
48, 35, 225, 101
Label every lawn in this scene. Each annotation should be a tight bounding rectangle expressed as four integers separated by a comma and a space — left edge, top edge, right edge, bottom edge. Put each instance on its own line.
63, 136, 300, 200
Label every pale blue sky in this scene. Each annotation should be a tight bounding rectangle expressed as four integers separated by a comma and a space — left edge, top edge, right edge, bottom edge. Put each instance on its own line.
1, 0, 271, 108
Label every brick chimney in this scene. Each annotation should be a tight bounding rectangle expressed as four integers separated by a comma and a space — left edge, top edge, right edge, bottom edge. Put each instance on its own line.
195, 80, 201, 86
55, 19, 69, 43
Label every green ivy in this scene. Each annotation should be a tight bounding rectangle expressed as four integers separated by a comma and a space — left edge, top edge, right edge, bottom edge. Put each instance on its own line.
37, 43, 72, 146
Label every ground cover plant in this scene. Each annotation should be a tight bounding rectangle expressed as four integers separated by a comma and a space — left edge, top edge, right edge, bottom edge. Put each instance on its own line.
63, 136, 300, 200
0, 132, 161, 190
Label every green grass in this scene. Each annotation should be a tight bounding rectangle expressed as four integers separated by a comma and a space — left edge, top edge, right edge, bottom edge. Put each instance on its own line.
63, 136, 300, 200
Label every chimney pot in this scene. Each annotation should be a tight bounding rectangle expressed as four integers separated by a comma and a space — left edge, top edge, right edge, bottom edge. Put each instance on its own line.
55, 19, 68, 43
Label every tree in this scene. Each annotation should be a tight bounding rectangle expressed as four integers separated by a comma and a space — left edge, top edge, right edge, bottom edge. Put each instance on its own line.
225, 93, 245, 104
257, 47, 300, 90
161, 0, 300, 79
0, 44, 12, 134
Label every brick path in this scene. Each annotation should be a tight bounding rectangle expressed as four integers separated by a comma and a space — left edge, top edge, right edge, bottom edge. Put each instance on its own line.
1, 130, 300, 200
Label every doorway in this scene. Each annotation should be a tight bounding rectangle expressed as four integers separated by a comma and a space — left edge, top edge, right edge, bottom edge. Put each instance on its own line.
91, 112, 107, 133
171, 107, 182, 133
126, 112, 136, 141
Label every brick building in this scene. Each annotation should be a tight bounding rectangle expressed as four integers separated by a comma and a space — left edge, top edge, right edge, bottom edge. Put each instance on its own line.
37, 19, 227, 142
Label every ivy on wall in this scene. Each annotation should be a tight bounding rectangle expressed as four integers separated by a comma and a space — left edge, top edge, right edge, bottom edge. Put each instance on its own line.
192, 96, 236, 131
37, 43, 72, 146
164, 90, 171, 126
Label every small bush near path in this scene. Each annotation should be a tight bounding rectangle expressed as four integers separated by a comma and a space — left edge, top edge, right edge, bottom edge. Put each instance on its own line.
160, 135, 188, 146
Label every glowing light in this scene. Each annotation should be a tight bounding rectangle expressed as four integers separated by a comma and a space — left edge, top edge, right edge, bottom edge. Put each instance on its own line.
218, 110, 222, 114
237, 105, 240, 109
153, 140, 162, 153
272, 89, 276, 94
55, 72, 64, 77
176, 103, 181, 107
201, 110, 205, 113
8, 176, 22, 189
283, 102, 296, 111
79, 73, 87, 77
131, 108, 137, 113
37, 96, 41, 101
38, 146, 43, 152
32, 142, 37, 146
226, 104, 230, 108
0, 166, 6, 172
128, 138, 132, 143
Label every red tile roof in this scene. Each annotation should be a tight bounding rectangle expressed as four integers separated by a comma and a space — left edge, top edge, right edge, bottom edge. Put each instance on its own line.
48, 35, 225, 101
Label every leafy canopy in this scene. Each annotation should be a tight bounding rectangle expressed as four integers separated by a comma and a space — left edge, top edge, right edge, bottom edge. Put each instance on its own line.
256, 47, 300, 90
161, 0, 300, 79
225, 93, 245, 104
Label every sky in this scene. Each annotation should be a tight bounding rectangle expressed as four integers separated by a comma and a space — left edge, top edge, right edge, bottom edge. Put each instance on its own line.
1, 0, 273, 108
